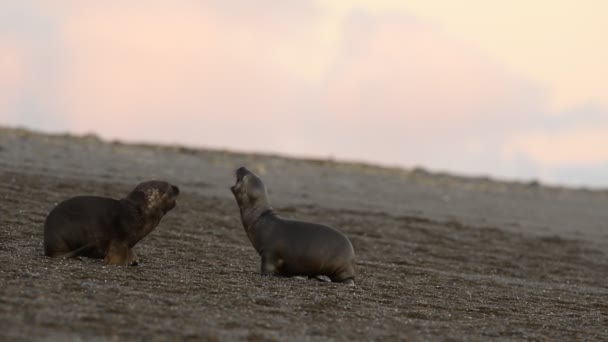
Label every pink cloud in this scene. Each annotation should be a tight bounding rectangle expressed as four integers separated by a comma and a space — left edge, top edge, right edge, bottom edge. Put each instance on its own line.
301, 11, 545, 167
52, 3, 321, 150
505, 125, 608, 165
0, 36, 26, 119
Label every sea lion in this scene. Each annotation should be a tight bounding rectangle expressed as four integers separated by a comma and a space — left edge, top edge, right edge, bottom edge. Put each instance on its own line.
43, 181, 179, 266
230, 167, 356, 284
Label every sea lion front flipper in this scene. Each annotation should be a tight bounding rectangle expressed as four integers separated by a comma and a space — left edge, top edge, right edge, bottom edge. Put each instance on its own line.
127, 249, 139, 266
260, 251, 281, 276
104, 241, 131, 266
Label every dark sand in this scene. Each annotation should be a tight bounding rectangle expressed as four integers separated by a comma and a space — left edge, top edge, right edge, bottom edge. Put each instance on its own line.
0, 127, 606, 340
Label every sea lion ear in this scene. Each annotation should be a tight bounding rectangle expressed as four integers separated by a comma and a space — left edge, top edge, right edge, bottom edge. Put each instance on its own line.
128, 190, 147, 209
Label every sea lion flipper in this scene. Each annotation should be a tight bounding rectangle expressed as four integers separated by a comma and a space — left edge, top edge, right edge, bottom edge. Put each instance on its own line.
315, 275, 332, 283
332, 264, 356, 284
55, 242, 95, 259
260, 252, 278, 276
104, 241, 132, 266
127, 249, 139, 266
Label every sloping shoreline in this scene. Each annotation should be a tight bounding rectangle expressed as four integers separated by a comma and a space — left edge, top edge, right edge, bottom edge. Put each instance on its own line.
2, 126, 607, 244
1, 126, 606, 340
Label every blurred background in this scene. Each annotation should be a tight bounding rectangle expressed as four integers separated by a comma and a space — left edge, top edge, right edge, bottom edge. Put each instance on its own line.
1, 1, 607, 187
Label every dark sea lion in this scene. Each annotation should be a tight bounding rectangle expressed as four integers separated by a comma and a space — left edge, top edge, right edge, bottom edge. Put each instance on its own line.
230, 167, 356, 284
43, 181, 180, 266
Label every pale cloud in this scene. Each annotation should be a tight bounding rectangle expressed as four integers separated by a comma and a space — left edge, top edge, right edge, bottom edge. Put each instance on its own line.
50, 2, 324, 151
508, 128, 608, 165
323, 11, 543, 121
505, 107, 608, 165
0, 36, 25, 117
322, 0, 608, 111
302, 11, 546, 171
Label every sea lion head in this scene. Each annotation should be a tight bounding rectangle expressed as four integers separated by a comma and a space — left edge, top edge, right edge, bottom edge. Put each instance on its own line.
230, 167, 270, 209
127, 180, 180, 215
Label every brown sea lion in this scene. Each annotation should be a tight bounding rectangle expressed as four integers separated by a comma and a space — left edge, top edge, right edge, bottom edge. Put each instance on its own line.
43, 181, 179, 266
230, 167, 356, 284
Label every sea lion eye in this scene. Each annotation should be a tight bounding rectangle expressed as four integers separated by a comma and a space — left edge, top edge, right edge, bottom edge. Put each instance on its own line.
235, 167, 248, 182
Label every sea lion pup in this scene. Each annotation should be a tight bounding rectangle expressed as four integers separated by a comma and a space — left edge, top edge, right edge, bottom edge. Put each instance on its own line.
230, 167, 356, 284
43, 181, 180, 266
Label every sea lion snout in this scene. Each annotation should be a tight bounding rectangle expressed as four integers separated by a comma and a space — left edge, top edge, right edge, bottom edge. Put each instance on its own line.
235, 166, 250, 183
163, 183, 180, 212
231, 167, 268, 206
231, 166, 251, 195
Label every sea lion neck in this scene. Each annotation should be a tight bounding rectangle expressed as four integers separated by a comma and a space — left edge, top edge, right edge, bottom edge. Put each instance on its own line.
119, 198, 161, 246
240, 205, 273, 233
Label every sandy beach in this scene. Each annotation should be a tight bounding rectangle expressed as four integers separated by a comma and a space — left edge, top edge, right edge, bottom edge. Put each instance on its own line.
0, 126, 606, 340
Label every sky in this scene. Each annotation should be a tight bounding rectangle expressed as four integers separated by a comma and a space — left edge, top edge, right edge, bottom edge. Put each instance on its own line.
1, 1, 607, 187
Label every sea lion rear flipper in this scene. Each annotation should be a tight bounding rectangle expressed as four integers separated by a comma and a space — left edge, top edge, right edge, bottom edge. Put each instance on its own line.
315, 275, 332, 282
58, 243, 96, 259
